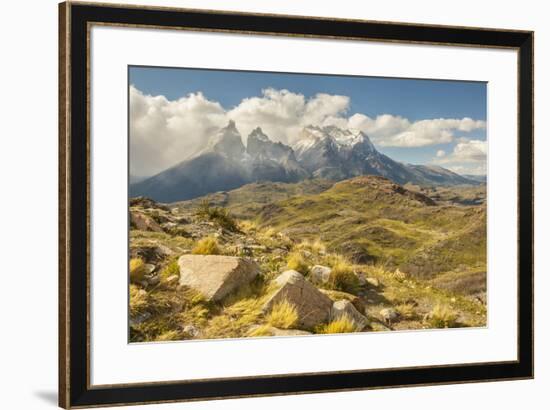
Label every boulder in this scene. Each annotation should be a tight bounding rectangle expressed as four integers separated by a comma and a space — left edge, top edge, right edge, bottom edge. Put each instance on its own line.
366, 277, 380, 288
130, 211, 163, 233
177, 255, 260, 302
331, 300, 369, 331
263, 270, 332, 329
310, 265, 332, 285
319, 289, 367, 315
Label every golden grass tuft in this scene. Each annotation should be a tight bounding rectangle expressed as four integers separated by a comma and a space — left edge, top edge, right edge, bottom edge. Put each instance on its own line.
192, 237, 221, 255
319, 314, 358, 334
328, 258, 360, 294
266, 300, 298, 329
426, 304, 459, 328
129, 258, 146, 282
129, 284, 149, 317
396, 303, 418, 320
262, 227, 277, 238
158, 259, 179, 283
296, 239, 326, 254
156, 330, 181, 341
286, 251, 309, 274
239, 220, 258, 233
247, 325, 273, 337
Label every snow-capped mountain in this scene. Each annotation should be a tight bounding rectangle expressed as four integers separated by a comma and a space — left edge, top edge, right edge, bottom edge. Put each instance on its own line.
291, 125, 468, 186
130, 122, 308, 202
245, 127, 309, 182
130, 122, 478, 202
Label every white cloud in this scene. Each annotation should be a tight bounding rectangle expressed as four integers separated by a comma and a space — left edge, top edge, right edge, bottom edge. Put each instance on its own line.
436, 149, 446, 158
433, 139, 487, 175
228, 88, 350, 145
346, 114, 485, 147
130, 86, 486, 176
130, 86, 227, 176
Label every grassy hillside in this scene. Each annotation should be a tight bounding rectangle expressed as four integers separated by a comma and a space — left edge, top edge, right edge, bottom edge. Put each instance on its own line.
251, 176, 486, 278
171, 179, 334, 219
128, 176, 486, 342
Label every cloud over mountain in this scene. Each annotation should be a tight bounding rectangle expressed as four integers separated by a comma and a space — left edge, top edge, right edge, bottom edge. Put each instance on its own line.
130, 86, 486, 177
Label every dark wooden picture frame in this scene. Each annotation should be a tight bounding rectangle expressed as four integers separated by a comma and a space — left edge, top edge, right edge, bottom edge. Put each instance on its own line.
59, 2, 534, 408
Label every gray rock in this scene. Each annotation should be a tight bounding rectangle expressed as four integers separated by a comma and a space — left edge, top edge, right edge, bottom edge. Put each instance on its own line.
331, 300, 369, 330
130, 211, 163, 232
143, 264, 155, 275
183, 324, 200, 338
380, 307, 399, 325
129, 311, 151, 327
366, 277, 380, 287
164, 274, 179, 285
178, 255, 260, 301
310, 265, 332, 285
263, 270, 332, 329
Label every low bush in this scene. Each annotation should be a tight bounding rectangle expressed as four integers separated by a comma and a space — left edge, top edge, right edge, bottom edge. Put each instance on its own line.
197, 200, 239, 232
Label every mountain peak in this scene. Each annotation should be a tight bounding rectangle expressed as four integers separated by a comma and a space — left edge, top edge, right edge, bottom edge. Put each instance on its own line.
206, 121, 244, 158
248, 127, 270, 142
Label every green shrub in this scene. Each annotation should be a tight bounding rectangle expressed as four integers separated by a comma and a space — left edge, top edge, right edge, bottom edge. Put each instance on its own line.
197, 200, 239, 232
192, 237, 221, 255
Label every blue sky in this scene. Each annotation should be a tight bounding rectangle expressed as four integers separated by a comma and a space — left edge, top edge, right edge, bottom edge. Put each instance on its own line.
129, 66, 487, 175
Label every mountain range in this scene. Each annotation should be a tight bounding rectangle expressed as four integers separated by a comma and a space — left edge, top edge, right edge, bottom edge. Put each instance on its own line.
130, 121, 479, 202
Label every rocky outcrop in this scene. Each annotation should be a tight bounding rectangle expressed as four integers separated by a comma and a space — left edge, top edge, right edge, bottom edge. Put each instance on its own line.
263, 270, 333, 329
331, 300, 369, 330
130, 211, 163, 233
177, 255, 260, 301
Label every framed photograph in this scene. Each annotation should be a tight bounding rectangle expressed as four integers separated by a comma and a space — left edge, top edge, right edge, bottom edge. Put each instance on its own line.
59, 1, 534, 408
